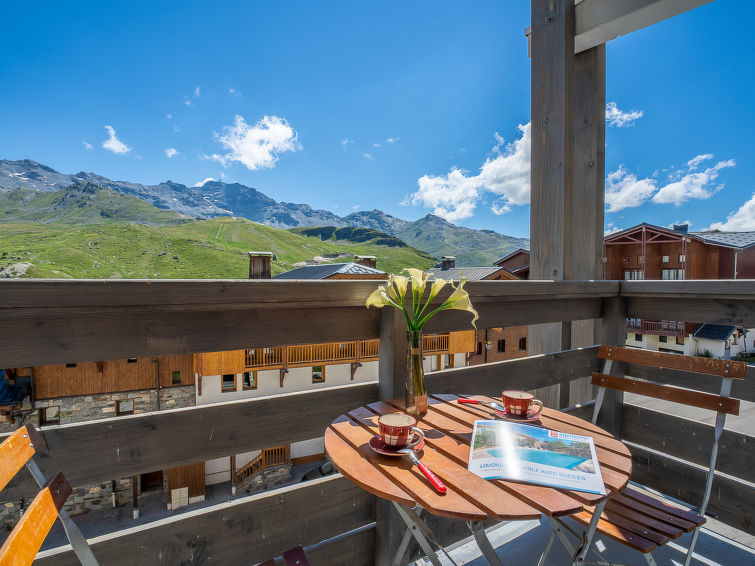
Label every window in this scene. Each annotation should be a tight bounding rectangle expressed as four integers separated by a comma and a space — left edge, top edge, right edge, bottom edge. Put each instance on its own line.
116, 400, 134, 415
679, 254, 686, 263
676, 336, 685, 346
661, 255, 669, 263
172, 370, 181, 385
242, 371, 257, 390
431, 355, 439, 371
312, 366, 325, 383
221, 374, 236, 392
661, 269, 685, 280
476, 342, 482, 355
444, 354, 452, 368
127, 358, 137, 364
623, 270, 643, 280
518, 337, 527, 350
659, 336, 667, 343
65, 363, 77, 368
40, 406, 60, 425
497, 339, 506, 352
635, 334, 643, 341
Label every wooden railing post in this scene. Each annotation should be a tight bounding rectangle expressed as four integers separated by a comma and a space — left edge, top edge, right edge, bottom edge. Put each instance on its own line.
376, 308, 409, 566
598, 295, 626, 437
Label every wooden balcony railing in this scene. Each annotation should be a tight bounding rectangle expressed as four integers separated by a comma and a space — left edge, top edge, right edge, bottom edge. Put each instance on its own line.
625, 319, 703, 337
422, 333, 449, 353
234, 445, 290, 486
0, 279, 753, 565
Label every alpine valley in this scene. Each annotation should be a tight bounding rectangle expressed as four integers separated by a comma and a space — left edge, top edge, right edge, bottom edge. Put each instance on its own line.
0, 159, 529, 277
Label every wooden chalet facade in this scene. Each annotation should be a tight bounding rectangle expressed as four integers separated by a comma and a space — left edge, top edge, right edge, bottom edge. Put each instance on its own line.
604, 223, 755, 281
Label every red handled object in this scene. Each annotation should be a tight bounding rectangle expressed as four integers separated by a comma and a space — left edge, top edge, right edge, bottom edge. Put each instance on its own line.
457, 398, 481, 405
399, 448, 447, 494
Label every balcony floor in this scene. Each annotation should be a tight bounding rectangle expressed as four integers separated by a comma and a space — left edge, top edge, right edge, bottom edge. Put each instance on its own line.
447, 516, 754, 566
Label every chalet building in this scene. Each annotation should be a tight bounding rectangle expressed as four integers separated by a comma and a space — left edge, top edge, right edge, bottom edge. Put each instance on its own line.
428, 256, 529, 366
495, 248, 531, 280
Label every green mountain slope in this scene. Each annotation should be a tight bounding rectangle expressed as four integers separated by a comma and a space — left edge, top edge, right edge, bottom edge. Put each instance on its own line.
395, 214, 529, 266
0, 183, 189, 225
0, 217, 435, 279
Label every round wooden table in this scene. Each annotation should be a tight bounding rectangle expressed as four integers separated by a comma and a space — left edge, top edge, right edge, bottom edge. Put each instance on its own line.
324, 393, 632, 565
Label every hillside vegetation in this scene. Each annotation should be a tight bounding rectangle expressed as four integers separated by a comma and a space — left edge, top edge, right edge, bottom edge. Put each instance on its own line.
0, 217, 435, 279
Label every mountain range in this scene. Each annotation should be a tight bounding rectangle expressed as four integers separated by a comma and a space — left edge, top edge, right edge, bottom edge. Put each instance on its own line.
0, 159, 529, 265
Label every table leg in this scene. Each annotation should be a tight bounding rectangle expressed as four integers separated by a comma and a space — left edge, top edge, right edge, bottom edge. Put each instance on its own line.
391, 503, 458, 566
570, 500, 606, 566
467, 521, 505, 566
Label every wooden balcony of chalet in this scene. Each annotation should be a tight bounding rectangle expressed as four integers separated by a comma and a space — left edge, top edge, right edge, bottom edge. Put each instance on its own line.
626, 319, 702, 337
0, 277, 753, 565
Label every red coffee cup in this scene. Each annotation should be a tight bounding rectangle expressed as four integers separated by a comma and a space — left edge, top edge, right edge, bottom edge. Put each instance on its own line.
502, 390, 544, 418
378, 413, 425, 448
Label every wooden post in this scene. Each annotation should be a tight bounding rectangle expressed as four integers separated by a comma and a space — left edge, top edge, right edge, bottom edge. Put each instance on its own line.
598, 296, 626, 437
375, 308, 409, 565
530, 0, 606, 408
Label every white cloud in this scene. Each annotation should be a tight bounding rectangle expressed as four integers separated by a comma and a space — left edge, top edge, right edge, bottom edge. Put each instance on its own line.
363, 152, 375, 161
183, 99, 192, 107
386, 137, 399, 143
707, 193, 755, 231
409, 123, 531, 222
165, 147, 179, 158
82, 141, 93, 151
194, 177, 216, 187
166, 113, 172, 119
194, 86, 200, 97
373, 142, 382, 148
341, 138, 354, 150
604, 223, 624, 236
605, 101, 643, 127
352, 204, 360, 210
652, 157, 734, 206
207, 114, 300, 171
228, 88, 241, 96
102, 125, 131, 155
605, 166, 658, 212
605, 154, 735, 212
687, 154, 712, 170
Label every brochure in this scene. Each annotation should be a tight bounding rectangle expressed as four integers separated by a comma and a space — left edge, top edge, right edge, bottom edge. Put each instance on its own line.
468, 420, 606, 495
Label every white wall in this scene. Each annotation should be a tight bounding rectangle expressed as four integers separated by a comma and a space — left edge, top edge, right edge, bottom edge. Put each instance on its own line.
205, 456, 231, 486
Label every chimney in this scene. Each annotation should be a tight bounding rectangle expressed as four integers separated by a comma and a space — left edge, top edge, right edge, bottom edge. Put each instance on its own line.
248, 251, 273, 279
673, 224, 688, 234
354, 255, 377, 269
441, 256, 456, 270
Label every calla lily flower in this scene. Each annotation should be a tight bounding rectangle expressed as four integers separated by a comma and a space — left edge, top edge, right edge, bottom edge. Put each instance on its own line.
366, 270, 477, 332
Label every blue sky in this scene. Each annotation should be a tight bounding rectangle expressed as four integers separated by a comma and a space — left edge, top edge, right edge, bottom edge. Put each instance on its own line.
1, 1, 753, 238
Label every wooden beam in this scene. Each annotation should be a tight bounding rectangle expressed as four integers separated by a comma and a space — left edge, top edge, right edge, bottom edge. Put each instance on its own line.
622, 405, 754, 483
625, 362, 755, 403
0, 472, 71, 566
34, 476, 375, 566
26, 383, 378, 487
625, 297, 755, 327
575, 0, 714, 53
426, 346, 600, 397
0, 424, 41, 493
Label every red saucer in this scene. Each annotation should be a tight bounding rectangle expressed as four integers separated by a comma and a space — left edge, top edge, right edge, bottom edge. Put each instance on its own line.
369, 434, 424, 456
494, 407, 542, 422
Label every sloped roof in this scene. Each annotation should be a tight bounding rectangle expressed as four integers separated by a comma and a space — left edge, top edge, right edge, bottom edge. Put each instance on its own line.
690, 231, 755, 249
427, 266, 516, 281
693, 324, 736, 341
272, 262, 386, 280
495, 248, 530, 266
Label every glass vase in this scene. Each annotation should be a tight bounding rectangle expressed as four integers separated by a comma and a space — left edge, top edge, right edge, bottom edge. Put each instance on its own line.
406, 330, 428, 416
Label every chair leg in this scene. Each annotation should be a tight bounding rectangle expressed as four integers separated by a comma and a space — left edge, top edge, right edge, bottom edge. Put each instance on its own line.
683, 526, 702, 566
643, 552, 658, 566
537, 528, 557, 566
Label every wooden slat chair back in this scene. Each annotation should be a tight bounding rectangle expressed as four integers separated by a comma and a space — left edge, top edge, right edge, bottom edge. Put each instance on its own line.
0, 424, 99, 566
583, 345, 745, 566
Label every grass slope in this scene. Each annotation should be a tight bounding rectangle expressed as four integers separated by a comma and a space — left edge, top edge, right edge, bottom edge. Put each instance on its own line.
0, 184, 189, 225
0, 217, 435, 279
